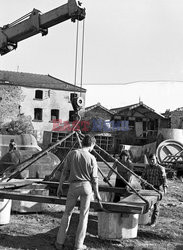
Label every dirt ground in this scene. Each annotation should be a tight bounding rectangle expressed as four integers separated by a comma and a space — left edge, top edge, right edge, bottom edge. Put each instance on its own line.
0, 179, 182, 250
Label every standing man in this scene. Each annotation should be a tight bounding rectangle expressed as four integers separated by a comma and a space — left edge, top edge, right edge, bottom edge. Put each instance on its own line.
8, 139, 21, 167
106, 150, 133, 202
55, 134, 101, 250
141, 153, 168, 227
0, 139, 21, 178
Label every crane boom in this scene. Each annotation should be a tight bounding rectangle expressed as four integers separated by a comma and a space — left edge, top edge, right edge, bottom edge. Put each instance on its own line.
0, 0, 85, 55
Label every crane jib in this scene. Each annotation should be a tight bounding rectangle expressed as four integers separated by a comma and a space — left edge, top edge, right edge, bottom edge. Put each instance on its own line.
0, 0, 86, 56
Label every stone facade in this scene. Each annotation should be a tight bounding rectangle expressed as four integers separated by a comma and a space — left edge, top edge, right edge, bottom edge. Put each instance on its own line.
0, 71, 86, 143
171, 108, 183, 129
20, 87, 85, 142
0, 85, 23, 123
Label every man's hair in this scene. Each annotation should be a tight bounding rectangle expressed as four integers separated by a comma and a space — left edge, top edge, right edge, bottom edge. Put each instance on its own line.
119, 150, 130, 160
9, 140, 17, 151
82, 135, 96, 147
149, 153, 156, 159
120, 150, 129, 156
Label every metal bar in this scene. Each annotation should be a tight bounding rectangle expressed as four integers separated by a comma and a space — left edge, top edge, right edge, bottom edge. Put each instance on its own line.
92, 148, 150, 213
46, 139, 78, 181
78, 132, 157, 212
1, 131, 76, 182
3, 1, 85, 42
93, 142, 162, 201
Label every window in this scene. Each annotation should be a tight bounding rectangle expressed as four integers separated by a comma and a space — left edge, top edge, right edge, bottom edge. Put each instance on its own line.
95, 135, 113, 152
136, 117, 142, 122
35, 90, 43, 99
51, 132, 77, 149
129, 120, 135, 130
34, 108, 43, 121
51, 109, 59, 121
113, 115, 121, 120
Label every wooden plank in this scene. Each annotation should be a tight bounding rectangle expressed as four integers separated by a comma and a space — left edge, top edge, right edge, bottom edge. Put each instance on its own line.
138, 190, 161, 197
0, 180, 159, 204
120, 193, 159, 207
34, 180, 133, 194
0, 179, 35, 189
0, 190, 144, 214
0, 179, 131, 195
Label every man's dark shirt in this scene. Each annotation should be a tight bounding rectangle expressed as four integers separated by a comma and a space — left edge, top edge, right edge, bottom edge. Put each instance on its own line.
142, 163, 167, 188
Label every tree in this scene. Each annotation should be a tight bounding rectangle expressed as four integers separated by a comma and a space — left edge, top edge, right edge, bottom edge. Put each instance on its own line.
0, 85, 23, 123
0, 115, 34, 135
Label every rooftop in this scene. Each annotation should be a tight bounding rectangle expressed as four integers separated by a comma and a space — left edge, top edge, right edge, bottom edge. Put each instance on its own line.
110, 102, 165, 119
0, 70, 86, 92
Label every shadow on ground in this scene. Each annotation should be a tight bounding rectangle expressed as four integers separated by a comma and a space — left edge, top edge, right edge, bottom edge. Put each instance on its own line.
0, 213, 123, 250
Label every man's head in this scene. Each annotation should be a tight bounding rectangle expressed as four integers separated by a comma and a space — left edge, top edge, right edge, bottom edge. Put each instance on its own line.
119, 150, 130, 160
149, 154, 157, 165
9, 140, 17, 151
82, 134, 96, 151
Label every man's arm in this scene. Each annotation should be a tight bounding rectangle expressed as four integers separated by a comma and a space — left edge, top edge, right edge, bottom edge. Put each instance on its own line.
57, 158, 70, 198
92, 179, 101, 201
104, 160, 118, 182
159, 165, 168, 194
91, 157, 101, 201
127, 160, 134, 179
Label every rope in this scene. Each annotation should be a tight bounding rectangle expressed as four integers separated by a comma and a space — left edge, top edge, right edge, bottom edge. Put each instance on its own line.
80, 18, 85, 94
72, 114, 81, 131
74, 19, 79, 89
73, 16, 85, 97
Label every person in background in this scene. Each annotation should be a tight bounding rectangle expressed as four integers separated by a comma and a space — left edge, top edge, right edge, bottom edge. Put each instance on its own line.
8, 139, 21, 164
106, 150, 133, 203
9, 139, 17, 151
55, 134, 101, 250
0, 139, 21, 179
141, 153, 168, 227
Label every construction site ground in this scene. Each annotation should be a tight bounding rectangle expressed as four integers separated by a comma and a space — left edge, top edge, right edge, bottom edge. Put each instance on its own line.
0, 169, 182, 250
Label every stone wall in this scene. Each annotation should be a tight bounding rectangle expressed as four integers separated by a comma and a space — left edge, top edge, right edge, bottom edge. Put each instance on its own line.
0, 85, 23, 124
20, 87, 85, 143
171, 109, 183, 129
0, 85, 86, 143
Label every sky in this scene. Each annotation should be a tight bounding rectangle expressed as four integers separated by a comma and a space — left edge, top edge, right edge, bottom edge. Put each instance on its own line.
1, 0, 183, 114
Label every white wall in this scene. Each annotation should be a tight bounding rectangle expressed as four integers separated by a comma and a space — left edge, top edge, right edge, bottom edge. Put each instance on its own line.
20, 87, 85, 142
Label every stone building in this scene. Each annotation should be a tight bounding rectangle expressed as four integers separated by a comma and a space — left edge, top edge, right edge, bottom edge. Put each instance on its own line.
0, 70, 86, 143
161, 107, 183, 129
170, 108, 183, 129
